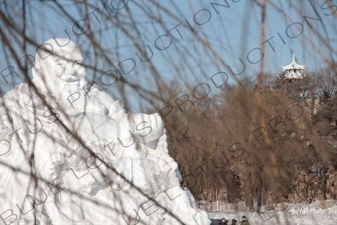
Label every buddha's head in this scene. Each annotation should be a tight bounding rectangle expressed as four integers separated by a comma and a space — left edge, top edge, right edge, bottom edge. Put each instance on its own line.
32, 38, 86, 93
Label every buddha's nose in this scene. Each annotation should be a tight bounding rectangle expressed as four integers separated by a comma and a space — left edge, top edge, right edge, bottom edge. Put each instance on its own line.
64, 61, 76, 74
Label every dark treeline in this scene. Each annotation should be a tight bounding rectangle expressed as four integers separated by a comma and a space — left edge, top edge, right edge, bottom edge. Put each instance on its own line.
149, 61, 337, 210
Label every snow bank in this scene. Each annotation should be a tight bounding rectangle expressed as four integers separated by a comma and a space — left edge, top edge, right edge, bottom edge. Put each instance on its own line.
208, 201, 337, 225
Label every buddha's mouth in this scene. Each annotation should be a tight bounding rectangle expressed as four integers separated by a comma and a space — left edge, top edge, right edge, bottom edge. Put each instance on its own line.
60, 73, 80, 82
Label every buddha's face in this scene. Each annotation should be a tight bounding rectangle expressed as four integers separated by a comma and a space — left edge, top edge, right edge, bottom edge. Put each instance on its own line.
38, 40, 85, 83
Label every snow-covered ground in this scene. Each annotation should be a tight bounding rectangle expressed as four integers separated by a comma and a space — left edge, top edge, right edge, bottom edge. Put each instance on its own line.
208, 200, 337, 225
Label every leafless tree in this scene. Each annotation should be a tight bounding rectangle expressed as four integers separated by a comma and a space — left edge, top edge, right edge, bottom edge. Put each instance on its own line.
1, 0, 337, 224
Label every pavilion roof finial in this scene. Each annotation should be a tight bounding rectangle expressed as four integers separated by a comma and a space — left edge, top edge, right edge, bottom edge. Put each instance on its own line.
282, 54, 305, 71
280, 53, 305, 79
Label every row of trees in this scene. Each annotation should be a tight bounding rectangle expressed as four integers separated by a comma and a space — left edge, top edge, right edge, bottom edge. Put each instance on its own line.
150, 61, 337, 210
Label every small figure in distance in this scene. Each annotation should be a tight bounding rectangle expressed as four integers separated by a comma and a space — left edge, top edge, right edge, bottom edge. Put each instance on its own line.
231, 218, 237, 225
240, 215, 250, 225
219, 217, 228, 225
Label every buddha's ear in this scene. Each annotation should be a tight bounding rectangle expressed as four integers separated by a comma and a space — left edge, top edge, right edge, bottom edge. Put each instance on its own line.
32, 63, 41, 77
32, 63, 47, 91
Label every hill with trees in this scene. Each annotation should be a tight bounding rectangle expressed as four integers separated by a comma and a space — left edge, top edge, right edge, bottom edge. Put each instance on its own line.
149, 61, 337, 211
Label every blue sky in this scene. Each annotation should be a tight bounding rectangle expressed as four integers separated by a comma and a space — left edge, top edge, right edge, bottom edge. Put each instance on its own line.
0, 0, 336, 112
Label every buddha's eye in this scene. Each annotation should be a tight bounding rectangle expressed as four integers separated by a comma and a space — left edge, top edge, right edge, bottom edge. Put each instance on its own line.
73, 61, 81, 70
54, 58, 64, 66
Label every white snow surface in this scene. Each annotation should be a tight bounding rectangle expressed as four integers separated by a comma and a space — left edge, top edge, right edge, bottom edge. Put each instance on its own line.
208, 200, 337, 225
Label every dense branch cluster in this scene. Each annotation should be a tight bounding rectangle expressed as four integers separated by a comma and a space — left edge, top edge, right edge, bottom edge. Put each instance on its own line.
153, 63, 337, 209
